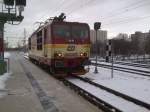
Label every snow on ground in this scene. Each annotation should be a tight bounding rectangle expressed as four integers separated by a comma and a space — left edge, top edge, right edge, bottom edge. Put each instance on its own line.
4, 52, 10, 58
0, 72, 12, 98
92, 61, 150, 73
0, 52, 11, 98
83, 65, 150, 105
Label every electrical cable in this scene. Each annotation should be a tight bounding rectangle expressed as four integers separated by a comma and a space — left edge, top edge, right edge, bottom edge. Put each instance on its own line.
101, 0, 150, 20
103, 15, 150, 27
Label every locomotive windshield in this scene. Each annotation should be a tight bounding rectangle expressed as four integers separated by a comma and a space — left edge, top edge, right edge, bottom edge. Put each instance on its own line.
53, 25, 70, 38
53, 24, 89, 38
72, 26, 88, 38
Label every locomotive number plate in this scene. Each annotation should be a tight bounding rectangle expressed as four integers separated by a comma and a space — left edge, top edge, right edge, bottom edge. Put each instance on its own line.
67, 45, 75, 51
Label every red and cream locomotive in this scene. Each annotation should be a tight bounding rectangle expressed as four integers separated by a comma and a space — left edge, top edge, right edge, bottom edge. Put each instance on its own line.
28, 13, 91, 77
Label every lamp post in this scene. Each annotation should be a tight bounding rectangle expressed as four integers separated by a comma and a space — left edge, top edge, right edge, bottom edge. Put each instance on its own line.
0, 22, 4, 61
94, 22, 101, 74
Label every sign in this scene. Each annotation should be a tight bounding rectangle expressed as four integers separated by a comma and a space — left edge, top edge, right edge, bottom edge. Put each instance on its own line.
67, 45, 75, 51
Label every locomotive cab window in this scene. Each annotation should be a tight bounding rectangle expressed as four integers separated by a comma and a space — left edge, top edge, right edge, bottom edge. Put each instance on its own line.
37, 31, 43, 50
53, 25, 70, 38
72, 26, 88, 38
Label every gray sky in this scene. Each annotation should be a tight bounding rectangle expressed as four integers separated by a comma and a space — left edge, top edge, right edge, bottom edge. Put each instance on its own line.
2, 0, 150, 43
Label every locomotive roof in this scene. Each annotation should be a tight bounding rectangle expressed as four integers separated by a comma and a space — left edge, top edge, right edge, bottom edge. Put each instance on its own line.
29, 21, 89, 38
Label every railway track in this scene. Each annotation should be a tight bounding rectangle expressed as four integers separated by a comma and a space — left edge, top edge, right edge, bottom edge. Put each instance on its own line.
113, 61, 150, 69
91, 62, 150, 77
90, 58, 150, 69
24, 56, 114, 112
76, 76, 150, 110
64, 76, 150, 112
63, 77, 122, 112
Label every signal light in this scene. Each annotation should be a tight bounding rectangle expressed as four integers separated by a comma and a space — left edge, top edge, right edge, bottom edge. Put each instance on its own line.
15, 0, 26, 6
94, 22, 101, 31
4, 0, 14, 6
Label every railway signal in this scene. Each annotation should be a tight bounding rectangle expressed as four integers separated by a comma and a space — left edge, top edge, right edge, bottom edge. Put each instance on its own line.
94, 22, 101, 74
106, 40, 112, 62
106, 40, 114, 78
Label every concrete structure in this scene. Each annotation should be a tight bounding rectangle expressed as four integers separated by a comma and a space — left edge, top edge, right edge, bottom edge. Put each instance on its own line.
0, 52, 102, 112
90, 30, 107, 44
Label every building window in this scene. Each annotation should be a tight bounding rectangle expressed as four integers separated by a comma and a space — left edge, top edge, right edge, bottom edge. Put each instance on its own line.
44, 29, 47, 43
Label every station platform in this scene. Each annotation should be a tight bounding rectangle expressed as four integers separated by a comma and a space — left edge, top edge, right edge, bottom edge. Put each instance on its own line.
0, 52, 102, 112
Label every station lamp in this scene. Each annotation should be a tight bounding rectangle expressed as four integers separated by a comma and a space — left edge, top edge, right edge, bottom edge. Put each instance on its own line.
4, 0, 14, 6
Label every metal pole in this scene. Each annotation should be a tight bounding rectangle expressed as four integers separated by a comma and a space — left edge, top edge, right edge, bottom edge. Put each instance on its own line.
111, 40, 114, 78
24, 28, 26, 52
0, 22, 4, 61
94, 30, 98, 73
111, 51, 114, 78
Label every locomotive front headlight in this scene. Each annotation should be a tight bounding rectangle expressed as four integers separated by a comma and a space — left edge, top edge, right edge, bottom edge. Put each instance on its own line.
80, 52, 88, 57
54, 53, 63, 58
58, 53, 62, 57
80, 53, 84, 57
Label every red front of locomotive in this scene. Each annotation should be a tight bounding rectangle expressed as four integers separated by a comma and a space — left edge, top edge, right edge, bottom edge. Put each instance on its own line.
51, 22, 91, 75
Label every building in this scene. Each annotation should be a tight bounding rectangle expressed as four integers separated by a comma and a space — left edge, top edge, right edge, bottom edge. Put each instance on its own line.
131, 31, 150, 54
90, 30, 107, 57
90, 30, 107, 44
114, 33, 130, 41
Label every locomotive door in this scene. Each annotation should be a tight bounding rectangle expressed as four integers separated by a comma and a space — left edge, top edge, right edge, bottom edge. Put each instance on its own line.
44, 28, 48, 57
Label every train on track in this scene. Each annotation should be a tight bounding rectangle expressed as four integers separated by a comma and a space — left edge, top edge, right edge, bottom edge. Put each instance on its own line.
28, 13, 91, 77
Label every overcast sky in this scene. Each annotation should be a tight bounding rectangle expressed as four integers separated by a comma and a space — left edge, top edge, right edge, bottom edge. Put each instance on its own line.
1, 0, 150, 45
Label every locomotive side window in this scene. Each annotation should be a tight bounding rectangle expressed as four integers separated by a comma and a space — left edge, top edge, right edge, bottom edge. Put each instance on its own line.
37, 31, 43, 50
53, 25, 70, 38
72, 26, 88, 38
44, 28, 47, 43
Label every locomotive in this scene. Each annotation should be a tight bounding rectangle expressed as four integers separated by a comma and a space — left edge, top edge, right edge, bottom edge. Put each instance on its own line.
28, 13, 91, 77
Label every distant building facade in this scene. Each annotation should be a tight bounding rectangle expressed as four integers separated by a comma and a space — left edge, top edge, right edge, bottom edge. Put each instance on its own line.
90, 30, 107, 44
131, 31, 150, 54
114, 33, 131, 41
90, 30, 107, 57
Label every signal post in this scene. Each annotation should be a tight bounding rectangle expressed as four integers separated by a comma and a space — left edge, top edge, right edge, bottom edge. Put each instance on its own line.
0, 0, 26, 74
